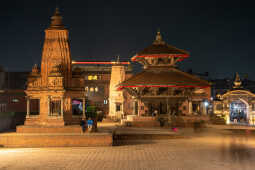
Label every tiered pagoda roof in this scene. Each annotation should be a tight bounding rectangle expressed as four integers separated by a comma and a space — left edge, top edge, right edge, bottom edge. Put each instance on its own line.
131, 31, 189, 63
119, 31, 210, 90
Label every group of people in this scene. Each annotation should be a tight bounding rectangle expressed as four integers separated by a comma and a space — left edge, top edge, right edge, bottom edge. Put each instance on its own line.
230, 110, 246, 123
80, 118, 94, 132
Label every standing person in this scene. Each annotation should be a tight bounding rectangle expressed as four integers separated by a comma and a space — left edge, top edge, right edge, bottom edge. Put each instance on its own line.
154, 109, 158, 117
87, 118, 93, 132
80, 118, 86, 133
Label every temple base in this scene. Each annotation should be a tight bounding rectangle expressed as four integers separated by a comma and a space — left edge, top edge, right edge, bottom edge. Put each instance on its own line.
0, 132, 112, 147
17, 125, 83, 133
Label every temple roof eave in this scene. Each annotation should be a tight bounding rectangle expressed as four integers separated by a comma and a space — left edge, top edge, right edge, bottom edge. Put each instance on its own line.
131, 53, 189, 62
118, 67, 211, 91
222, 89, 255, 98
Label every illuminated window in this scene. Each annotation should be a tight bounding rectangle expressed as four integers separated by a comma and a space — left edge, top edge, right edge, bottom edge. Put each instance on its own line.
88, 75, 93, 80
12, 98, 19, 103
95, 87, 98, 92
104, 100, 108, 104
85, 86, 89, 92
90, 87, 94, 92
72, 99, 83, 116
93, 75, 97, 80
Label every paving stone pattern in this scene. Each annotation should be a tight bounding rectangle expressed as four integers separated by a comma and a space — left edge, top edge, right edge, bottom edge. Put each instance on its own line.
0, 135, 255, 170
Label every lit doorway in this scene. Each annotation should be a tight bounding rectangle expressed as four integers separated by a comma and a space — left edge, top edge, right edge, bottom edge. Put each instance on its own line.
229, 99, 248, 123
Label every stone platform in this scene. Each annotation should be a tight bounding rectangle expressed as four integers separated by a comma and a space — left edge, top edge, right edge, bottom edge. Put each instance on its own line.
124, 116, 160, 127
17, 125, 83, 133
0, 132, 112, 148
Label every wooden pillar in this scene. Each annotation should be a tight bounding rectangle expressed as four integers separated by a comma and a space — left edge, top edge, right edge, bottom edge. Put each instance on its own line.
26, 97, 30, 117
166, 98, 169, 115
82, 98, 86, 119
137, 100, 140, 116
189, 100, 193, 115
133, 99, 136, 115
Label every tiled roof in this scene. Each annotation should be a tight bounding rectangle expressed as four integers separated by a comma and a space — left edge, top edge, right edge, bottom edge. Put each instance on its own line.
136, 43, 189, 56
119, 67, 210, 88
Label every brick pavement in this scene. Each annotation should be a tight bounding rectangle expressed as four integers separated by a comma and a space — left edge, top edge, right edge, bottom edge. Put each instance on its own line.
0, 134, 255, 170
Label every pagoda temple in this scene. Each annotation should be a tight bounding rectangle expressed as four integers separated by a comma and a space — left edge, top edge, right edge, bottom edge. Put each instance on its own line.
118, 31, 211, 117
17, 8, 85, 132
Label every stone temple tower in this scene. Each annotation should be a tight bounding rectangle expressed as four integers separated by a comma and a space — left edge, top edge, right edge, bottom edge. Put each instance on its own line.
41, 8, 72, 88
109, 60, 126, 118
20, 8, 85, 129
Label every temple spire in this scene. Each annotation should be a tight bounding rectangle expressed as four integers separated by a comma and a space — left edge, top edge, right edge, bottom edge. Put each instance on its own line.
50, 7, 64, 28
233, 72, 242, 89
153, 29, 165, 45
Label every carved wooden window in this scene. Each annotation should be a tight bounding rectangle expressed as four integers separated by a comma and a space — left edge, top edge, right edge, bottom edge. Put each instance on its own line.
50, 99, 61, 116
30, 99, 39, 115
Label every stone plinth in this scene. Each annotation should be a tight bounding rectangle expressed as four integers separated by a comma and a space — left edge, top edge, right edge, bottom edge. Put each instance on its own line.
17, 125, 83, 133
0, 132, 112, 148
124, 116, 160, 127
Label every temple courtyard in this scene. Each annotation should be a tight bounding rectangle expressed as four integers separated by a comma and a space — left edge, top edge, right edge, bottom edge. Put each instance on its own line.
1, 126, 255, 170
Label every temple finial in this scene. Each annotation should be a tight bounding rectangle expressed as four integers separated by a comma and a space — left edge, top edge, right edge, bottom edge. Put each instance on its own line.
50, 7, 64, 28
153, 29, 165, 45
233, 72, 242, 88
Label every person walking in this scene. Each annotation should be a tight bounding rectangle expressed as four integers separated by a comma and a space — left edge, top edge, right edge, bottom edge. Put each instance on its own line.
80, 118, 86, 132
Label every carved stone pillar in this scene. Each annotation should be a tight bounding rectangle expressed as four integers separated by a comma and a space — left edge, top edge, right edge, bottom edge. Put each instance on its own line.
48, 96, 51, 116
26, 97, 30, 117
61, 97, 64, 117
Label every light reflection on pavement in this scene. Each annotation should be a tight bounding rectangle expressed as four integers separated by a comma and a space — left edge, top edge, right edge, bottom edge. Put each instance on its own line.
0, 130, 255, 170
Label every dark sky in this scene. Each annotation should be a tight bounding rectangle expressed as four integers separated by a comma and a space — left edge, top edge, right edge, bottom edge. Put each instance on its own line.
0, 0, 254, 79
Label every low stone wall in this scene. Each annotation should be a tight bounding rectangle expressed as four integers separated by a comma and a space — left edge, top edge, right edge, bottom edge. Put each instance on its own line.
0, 133, 113, 147
124, 116, 160, 127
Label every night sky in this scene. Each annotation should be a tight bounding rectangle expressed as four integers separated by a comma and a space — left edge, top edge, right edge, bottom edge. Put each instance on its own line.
0, 0, 254, 79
